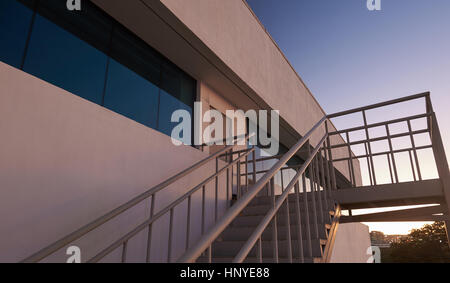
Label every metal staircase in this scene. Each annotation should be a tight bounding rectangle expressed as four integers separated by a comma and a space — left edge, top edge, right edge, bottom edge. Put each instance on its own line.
21, 92, 449, 263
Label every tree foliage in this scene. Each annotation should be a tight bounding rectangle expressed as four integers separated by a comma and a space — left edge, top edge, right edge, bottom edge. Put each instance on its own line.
385, 222, 450, 263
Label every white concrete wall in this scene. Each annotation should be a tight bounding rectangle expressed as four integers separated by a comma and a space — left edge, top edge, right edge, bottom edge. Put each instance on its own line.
0, 62, 229, 262
329, 223, 372, 263
156, 0, 362, 186
91, 0, 361, 186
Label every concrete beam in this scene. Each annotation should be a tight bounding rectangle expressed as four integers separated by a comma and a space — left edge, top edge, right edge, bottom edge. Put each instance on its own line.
340, 205, 448, 223
333, 179, 444, 209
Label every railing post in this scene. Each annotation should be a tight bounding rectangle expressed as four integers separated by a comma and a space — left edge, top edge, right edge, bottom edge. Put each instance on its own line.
186, 196, 191, 250
319, 144, 329, 213
294, 174, 304, 263
429, 108, 450, 246
146, 194, 155, 263
202, 185, 206, 234
408, 150, 417, 181
281, 171, 293, 263
314, 155, 325, 224
226, 151, 230, 205
363, 110, 377, 185
302, 174, 313, 259
270, 178, 279, 263
252, 146, 257, 184
385, 124, 399, 183
325, 121, 337, 190
364, 142, 374, 186
345, 132, 356, 187
215, 157, 219, 222
308, 144, 320, 239
407, 120, 422, 181
237, 153, 242, 199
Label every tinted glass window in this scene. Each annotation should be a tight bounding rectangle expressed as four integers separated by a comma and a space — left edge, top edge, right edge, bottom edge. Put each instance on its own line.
0, 0, 34, 68
109, 26, 161, 88
3, 0, 197, 140
104, 59, 159, 129
23, 14, 108, 104
158, 90, 192, 137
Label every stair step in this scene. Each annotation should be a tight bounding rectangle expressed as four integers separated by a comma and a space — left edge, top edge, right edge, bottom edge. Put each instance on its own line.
240, 203, 334, 219
232, 214, 331, 227
248, 194, 335, 208
211, 239, 326, 258
219, 224, 328, 241
196, 256, 319, 263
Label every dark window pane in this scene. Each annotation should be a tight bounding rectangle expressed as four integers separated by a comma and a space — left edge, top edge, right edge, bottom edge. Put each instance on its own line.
180, 74, 196, 108
109, 26, 162, 88
0, 0, 34, 68
23, 14, 108, 104
158, 90, 192, 137
103, 59, 159, 129
37, 0, 112, 53
160, 63, 181, 100
161, 62, 195, 110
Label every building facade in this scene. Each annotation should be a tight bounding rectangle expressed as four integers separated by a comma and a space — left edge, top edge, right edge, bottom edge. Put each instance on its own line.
0, 0, 369, 262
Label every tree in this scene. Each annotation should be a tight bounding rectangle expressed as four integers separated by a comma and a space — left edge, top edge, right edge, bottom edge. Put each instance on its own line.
370, 231, 386, 245
385, 222, 450, 263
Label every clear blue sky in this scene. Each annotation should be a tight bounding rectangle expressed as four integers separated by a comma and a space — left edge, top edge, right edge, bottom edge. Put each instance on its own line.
247, 0, 450, 234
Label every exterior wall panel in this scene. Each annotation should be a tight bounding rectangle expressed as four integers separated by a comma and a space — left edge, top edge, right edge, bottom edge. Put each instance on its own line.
330, 223, 372, 263
0, 63, 228, 262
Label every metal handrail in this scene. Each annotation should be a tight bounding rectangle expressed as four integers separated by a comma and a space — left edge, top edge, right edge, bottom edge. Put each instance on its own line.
322, 204, 341, 263
22, 134, 253, 263
178, 116, 329, 262
232, 134, 328, 262
88, 148, 255, 263
327, 92, 430, 119
326, 92, 435, 187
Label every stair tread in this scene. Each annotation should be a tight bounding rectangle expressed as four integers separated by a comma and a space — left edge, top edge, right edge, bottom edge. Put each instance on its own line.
220, 224, 329, 241
196, 256, 320, 263
231, 214, 332, 227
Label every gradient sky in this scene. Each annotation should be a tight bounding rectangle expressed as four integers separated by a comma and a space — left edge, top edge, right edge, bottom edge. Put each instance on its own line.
247, 0, 450, 235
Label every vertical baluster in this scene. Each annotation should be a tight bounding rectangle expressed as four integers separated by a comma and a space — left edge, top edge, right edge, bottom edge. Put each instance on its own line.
363, 110, 377, 185
385, 124, 399, 183
364, 142, 374, 186
121, 241, 128, 263
231, 153, 234, 199
294, 176, 304, 263
407, 120, 422, 180
387, 154, 394, 184
324, 146, 332, 194
318, 144, 329, 213
314, 156, 325, 224
207, 245, 212, 263
271, 178, 279, 263
167, 208, 174, 263
257, 237, 263, 263
346, 132, 356, 187
226, 154, 230, 205
245, 154, 249, 194
308, 145, 320, 239
285, 199, 293, 263
146, 194, 155, 263
302, 174, 313, 258
325, 122, 337, 190
186, 195, 192, 250
215, 157, 219, 222
409, 150, 417, 181
202, 185, 206, 234
237, 153, 242, 199
252, 146, 257, 184
281, 171, 293, 263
